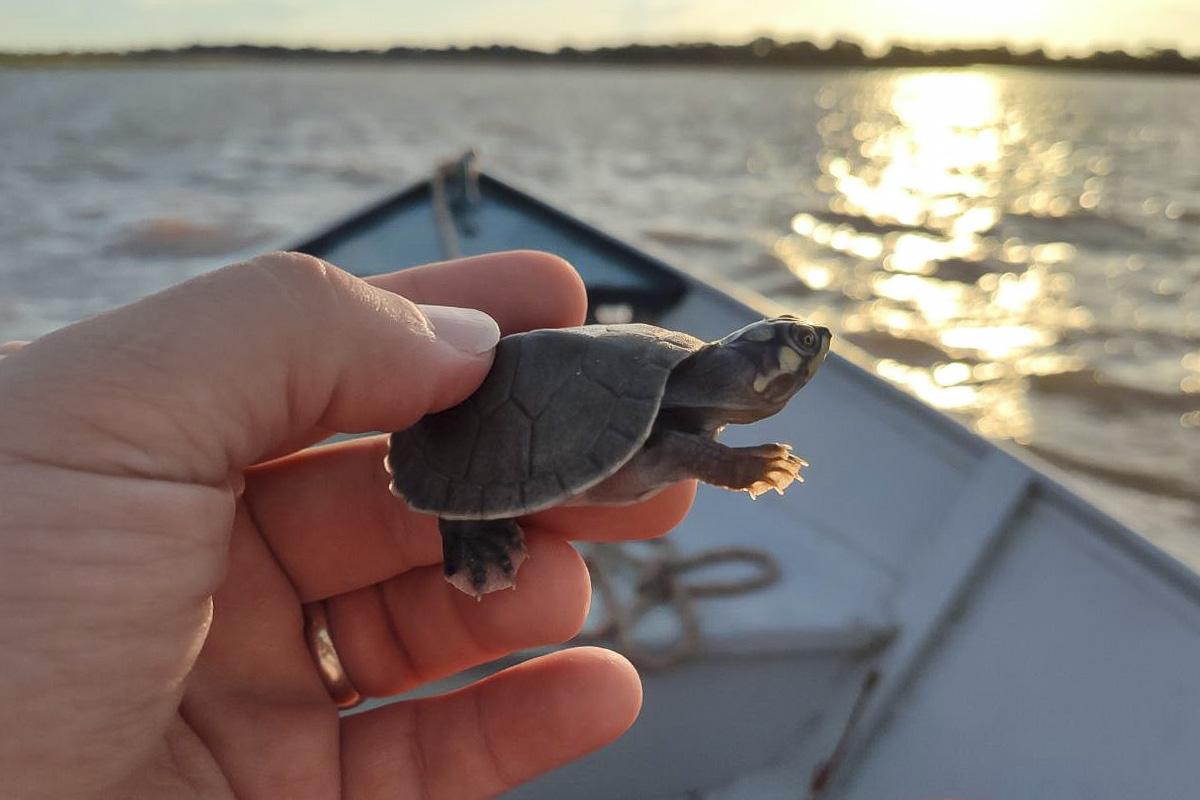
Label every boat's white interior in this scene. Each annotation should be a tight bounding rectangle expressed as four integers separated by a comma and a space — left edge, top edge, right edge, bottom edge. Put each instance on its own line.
308, 173, 1200, 799
501, 274, 1200, 800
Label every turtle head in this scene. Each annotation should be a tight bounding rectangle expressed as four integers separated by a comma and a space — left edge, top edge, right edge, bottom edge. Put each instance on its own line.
716, 316, 832, 414
660, 316, 831, 430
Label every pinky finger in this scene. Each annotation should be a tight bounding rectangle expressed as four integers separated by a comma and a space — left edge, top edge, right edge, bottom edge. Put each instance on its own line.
339, 647, 642, 800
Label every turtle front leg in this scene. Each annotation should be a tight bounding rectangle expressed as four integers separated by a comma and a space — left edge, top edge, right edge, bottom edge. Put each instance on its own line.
439, 518, 528, 598
677, 436, 807, 498
578, 429, 808, 505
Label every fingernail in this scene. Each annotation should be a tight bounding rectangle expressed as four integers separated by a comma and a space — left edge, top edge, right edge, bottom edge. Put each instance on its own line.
418, 304, 500, 355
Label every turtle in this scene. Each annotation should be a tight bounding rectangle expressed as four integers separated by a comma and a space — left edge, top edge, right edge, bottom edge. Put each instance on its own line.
386, 315, 832, 597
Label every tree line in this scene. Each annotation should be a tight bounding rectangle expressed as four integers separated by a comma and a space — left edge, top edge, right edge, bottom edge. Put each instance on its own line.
4, 38, 1198, 75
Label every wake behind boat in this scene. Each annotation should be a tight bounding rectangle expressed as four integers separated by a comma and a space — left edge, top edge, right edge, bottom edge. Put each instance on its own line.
296, 155, 1200, 799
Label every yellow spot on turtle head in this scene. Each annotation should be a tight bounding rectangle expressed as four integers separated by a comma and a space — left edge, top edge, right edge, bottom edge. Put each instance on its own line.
779, 346, 803, 373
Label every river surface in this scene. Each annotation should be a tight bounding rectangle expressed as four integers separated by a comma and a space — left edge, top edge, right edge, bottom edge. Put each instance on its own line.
1, 64, 1198, 566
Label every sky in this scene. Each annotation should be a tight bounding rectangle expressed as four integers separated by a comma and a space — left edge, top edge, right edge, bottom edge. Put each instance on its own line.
3, 0, 1199, 55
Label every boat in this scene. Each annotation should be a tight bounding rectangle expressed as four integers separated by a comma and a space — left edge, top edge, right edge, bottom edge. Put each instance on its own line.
294, 154, 1200, 799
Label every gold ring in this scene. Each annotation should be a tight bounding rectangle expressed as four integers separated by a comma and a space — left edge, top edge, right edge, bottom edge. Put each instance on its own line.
303, 601, 362, 709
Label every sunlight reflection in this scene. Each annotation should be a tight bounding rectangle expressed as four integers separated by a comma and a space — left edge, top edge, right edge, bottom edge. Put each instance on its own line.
876, 359, 979, 411
871, 274, 966, 325
941, 325, 1055, 359
891, 71, 1003, 129
991, 269, 1043, 312
784, 68, 1089, 441
887, 233, 953, 274
841, 71, 1005, 226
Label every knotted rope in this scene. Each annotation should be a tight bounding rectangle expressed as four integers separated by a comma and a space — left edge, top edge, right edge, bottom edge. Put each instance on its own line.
580, 538, 782, 671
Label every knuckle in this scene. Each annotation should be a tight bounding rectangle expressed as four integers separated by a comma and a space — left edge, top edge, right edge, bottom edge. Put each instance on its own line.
243, 251, 361, 313
250, 250, 341, 289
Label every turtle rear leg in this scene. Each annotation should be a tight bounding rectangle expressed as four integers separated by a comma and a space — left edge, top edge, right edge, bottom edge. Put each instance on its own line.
439, 518, 528, 598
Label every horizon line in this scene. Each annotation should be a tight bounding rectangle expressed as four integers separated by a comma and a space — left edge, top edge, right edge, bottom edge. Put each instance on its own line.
2, 38, 1198, 76
3, 34, 1197, 60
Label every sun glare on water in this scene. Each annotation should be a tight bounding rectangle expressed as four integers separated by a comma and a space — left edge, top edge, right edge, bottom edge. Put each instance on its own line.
775, 69, 1097, 441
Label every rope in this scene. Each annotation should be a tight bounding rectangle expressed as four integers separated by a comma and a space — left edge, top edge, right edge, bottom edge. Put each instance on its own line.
581, 538, 782, 671
429, 150, 481, 261
430, 163, 461, 261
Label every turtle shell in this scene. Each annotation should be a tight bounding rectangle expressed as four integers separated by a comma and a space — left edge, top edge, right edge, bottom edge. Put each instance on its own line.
387, 323, 704, 520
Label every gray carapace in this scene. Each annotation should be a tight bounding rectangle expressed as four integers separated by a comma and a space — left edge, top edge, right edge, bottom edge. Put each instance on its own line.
387, 316, 832, 597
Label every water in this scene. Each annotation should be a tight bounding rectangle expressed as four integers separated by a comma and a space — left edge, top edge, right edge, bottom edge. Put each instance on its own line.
1, 64, 1198, 566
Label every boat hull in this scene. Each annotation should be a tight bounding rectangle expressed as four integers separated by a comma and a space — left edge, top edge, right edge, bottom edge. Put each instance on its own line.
295, 167, 1200, 799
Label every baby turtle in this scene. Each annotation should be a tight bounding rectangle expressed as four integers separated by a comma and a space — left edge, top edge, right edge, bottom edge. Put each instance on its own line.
387, 316, 832, 597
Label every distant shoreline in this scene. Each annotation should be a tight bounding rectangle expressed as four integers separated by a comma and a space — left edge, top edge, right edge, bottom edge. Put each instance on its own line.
3, 39, 1199, 75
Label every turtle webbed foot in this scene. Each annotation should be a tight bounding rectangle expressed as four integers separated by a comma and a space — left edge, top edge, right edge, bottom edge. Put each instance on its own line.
439, 518, 528, 598
626, 430, 808, 500
741, 443, 808, 499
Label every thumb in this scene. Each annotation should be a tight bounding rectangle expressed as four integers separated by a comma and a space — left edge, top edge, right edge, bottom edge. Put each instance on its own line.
0, 252, 500, 485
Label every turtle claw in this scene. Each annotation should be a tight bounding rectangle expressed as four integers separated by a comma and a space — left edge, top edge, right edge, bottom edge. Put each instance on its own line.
445, 558, 526, 598
742, 443, 808, 499
439, 518, 528, 598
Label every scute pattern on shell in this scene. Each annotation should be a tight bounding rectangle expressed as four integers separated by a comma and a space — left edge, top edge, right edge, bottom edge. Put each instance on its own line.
388, 324, 704, 520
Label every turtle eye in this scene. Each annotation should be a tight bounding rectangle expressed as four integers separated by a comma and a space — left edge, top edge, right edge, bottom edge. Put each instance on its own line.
802, 331, 816, 349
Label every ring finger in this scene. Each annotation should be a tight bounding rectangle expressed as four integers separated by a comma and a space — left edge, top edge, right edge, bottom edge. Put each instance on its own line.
324, 530, 591, 698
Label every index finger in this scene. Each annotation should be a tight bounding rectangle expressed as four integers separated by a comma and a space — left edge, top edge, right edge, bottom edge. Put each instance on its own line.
366, 250, 588, 335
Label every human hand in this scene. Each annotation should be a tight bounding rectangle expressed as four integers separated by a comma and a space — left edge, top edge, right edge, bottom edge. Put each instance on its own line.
0, 251, 697, 799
